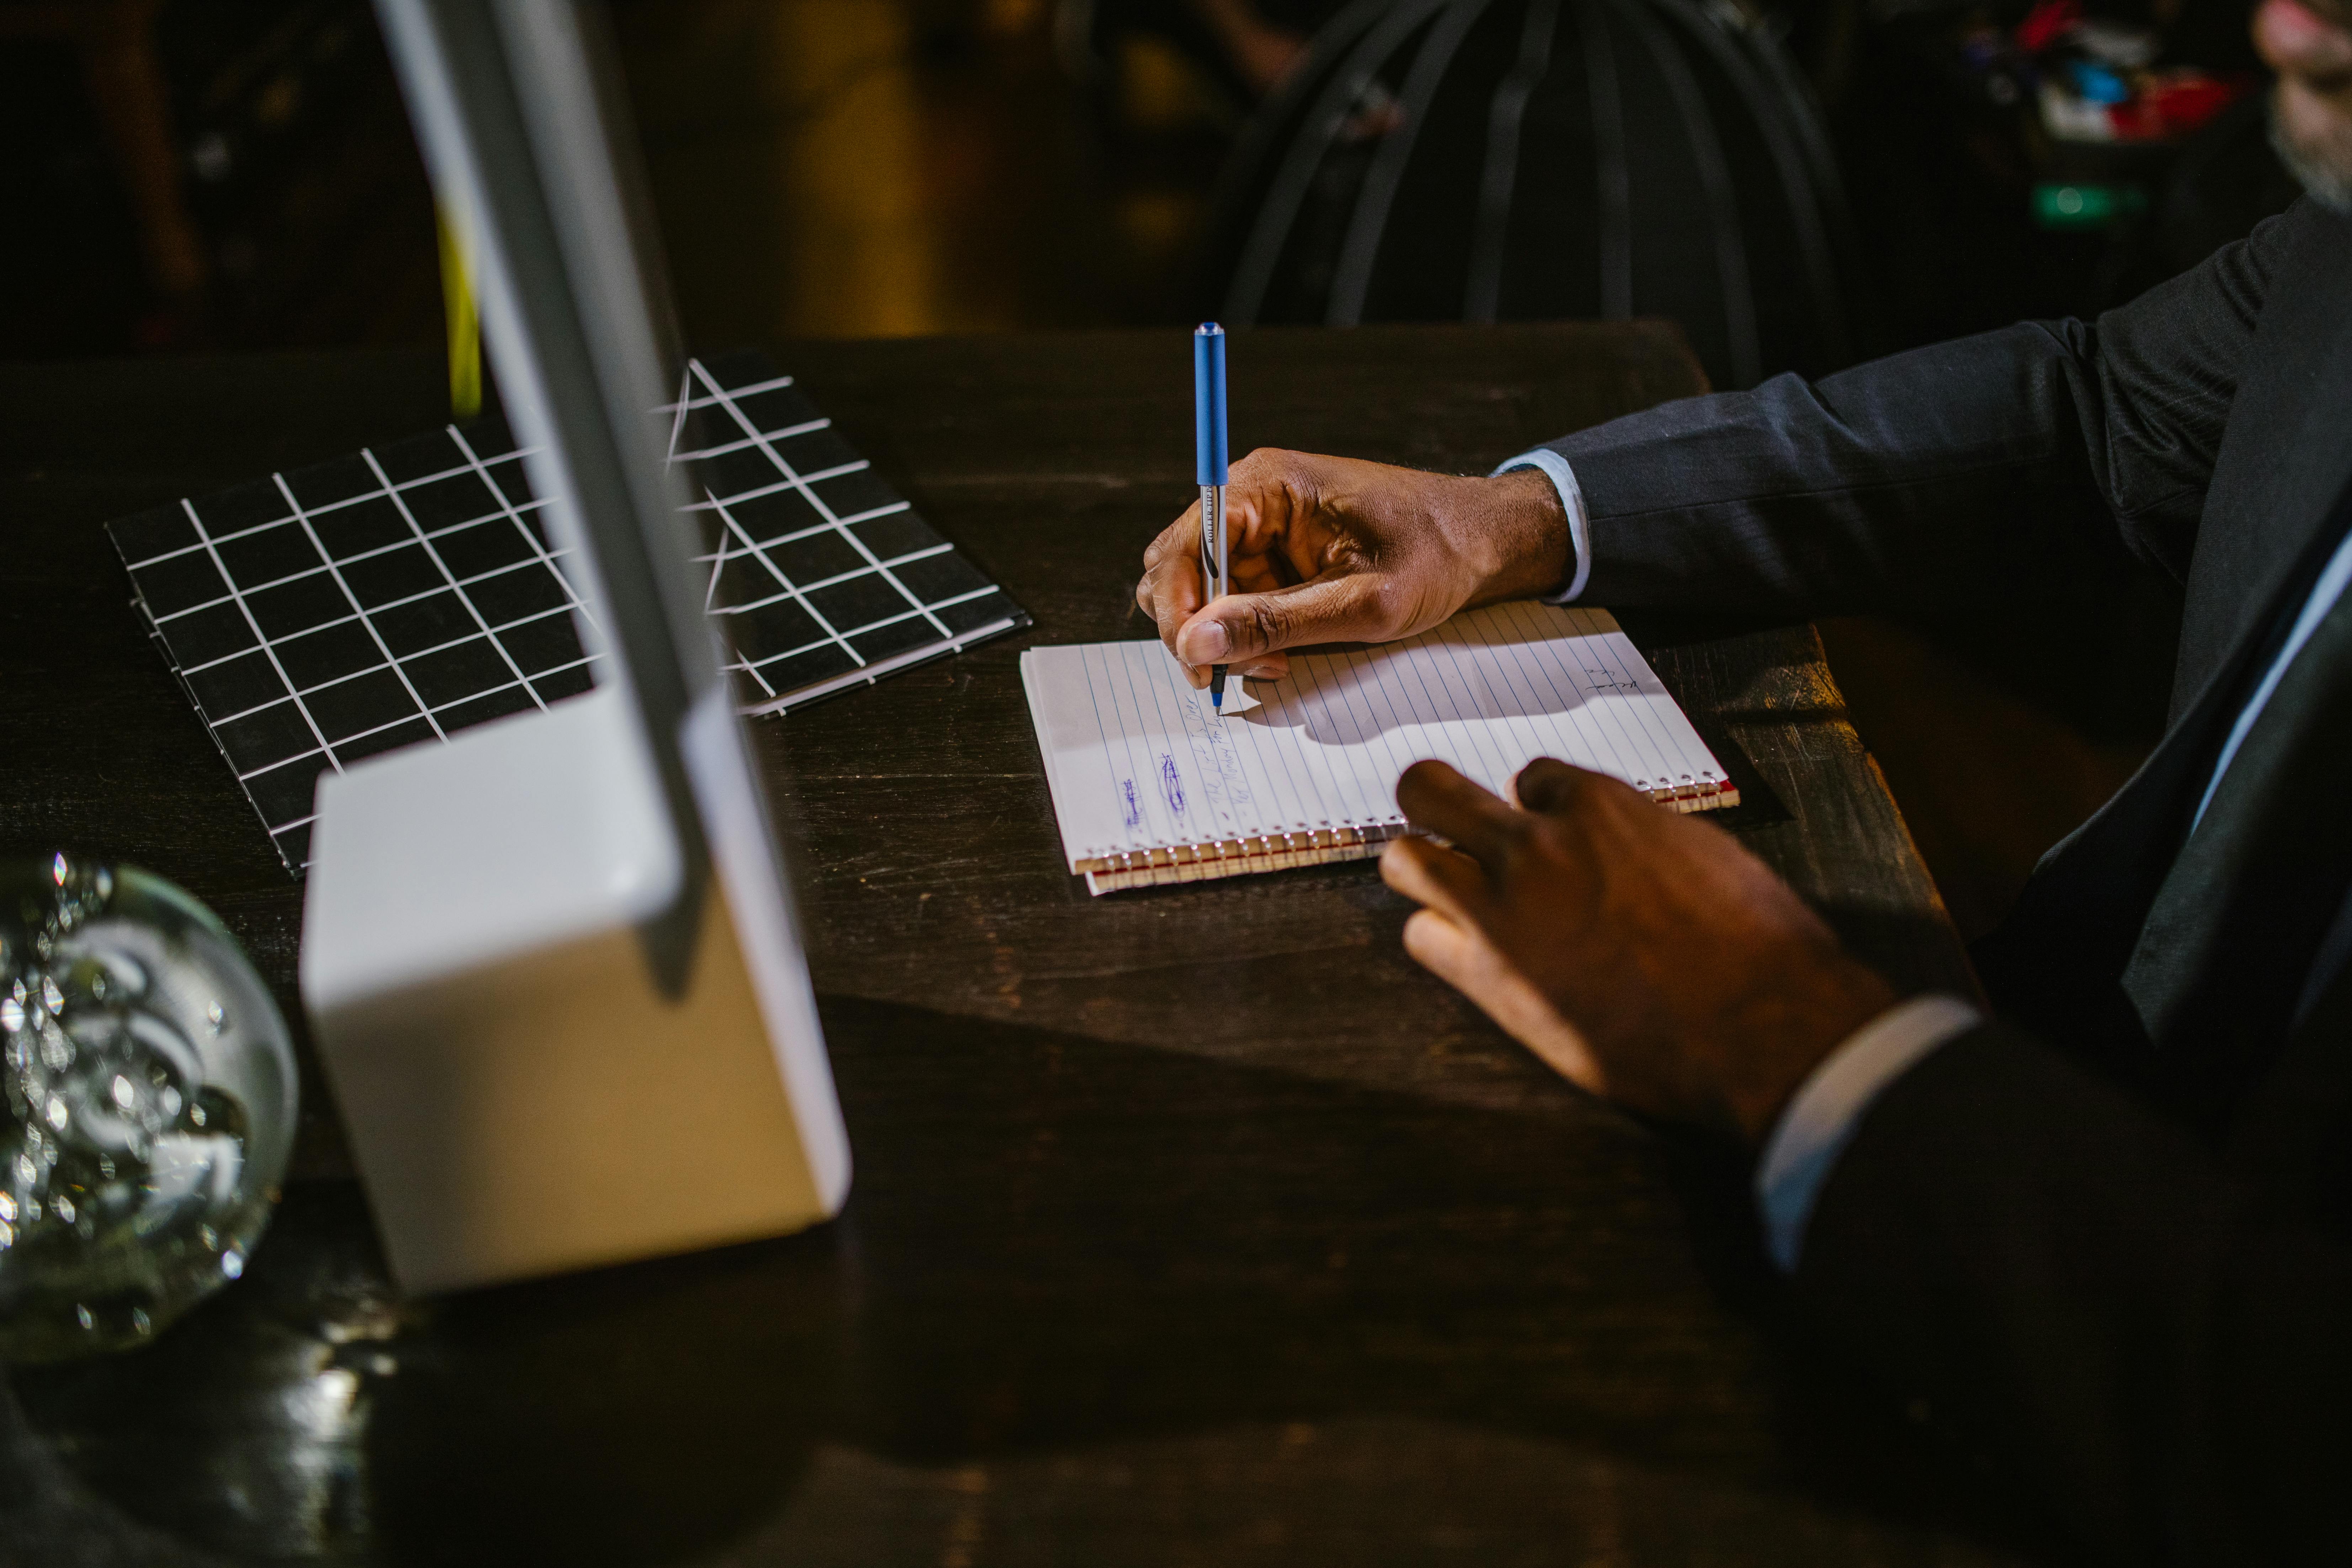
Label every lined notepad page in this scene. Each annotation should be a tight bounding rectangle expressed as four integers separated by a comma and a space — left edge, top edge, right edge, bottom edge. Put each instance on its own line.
1021, 601, 1738, 894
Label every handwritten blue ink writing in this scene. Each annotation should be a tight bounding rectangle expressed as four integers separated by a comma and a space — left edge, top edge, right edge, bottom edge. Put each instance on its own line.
1181, 689, 1253, 819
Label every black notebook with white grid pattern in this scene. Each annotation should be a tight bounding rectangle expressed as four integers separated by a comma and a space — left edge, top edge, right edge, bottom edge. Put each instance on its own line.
108, 349, 1028, 875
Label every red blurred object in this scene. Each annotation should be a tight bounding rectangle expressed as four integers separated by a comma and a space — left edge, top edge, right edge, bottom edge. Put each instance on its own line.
2109, 70, 2253, 140
2016, 0, 2083, 54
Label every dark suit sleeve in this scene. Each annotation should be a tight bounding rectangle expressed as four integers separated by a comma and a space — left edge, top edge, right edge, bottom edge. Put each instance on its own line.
1540, 203, 2309, 614
1797, 1022, 2352, 1563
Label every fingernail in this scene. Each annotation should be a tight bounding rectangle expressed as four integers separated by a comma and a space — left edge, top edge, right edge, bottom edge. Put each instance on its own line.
1184, 622, 1230, 661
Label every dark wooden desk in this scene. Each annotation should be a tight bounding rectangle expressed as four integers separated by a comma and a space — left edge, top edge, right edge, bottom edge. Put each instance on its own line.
0, 327, 2022, 1566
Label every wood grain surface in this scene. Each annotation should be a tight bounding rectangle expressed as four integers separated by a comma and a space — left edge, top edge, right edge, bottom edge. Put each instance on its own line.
0, 327, 2037, 1567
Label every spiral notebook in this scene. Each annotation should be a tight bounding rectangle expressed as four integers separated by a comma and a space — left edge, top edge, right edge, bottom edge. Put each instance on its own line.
1022, 601, 1739, 895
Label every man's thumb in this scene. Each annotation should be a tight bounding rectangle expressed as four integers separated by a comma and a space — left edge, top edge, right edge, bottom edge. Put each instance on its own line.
1175, 574, 1392, 664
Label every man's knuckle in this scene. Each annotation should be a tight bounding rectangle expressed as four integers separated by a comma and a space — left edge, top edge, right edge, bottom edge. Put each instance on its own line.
1524, 816, 1572, 857
1244, 597, 1288, 649
1533, 759, 1587, 797
1494, 813, 1538, 858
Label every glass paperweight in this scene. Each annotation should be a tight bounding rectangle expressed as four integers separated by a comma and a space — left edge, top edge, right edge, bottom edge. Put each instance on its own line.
0, 856, 296, 1362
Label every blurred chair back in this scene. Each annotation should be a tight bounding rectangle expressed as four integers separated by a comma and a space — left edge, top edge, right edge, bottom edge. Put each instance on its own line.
1211, 0, 1863, 389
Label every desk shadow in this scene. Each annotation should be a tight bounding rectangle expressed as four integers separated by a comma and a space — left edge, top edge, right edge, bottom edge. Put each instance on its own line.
11, 996, 2042, 1566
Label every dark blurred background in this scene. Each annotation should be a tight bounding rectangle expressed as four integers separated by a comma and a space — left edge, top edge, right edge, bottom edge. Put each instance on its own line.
3, 0, 2293, 361
5, 0, 1238, 357
0, 0, 2301, 928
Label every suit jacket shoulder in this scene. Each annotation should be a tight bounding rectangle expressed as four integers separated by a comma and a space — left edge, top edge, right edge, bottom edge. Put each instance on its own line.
1547, 202, 2339, 622
2168, 202, 2352, 708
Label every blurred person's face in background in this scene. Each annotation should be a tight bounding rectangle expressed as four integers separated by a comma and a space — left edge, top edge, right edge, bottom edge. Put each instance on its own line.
2259, 0, 2352, 210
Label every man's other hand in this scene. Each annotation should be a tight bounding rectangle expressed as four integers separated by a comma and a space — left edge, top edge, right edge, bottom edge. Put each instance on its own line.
1380, 759, 1897, 1144
1135, 451, 1571, 689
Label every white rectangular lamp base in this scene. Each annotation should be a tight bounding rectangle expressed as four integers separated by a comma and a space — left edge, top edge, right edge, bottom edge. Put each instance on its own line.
299, 690, 848, 1295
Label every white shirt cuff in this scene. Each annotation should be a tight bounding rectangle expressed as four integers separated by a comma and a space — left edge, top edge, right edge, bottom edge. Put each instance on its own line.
1755, 994, 1983, 1273
1492, 448, 1590, 604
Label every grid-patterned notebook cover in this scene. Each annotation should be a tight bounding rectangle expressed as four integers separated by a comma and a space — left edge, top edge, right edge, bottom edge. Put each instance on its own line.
108, 348, 1028, 875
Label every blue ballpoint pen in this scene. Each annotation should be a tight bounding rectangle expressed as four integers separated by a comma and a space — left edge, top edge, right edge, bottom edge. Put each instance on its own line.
1194, 322, 1230, 710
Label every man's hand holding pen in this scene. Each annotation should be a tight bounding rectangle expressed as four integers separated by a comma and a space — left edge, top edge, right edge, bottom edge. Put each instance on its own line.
1135, 449, 1572, 689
